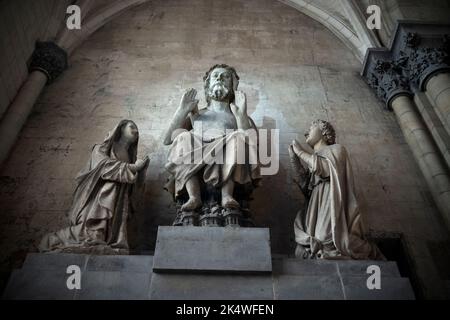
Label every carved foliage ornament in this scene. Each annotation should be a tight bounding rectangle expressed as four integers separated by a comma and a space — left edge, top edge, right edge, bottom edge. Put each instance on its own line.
366, 32, 450, 107
29, 41, 68, 83
367, 60, 410, 107
400, 33, 450, 90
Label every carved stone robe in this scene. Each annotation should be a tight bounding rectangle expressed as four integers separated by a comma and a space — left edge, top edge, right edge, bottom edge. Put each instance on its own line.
39, 124, 144, 252
165, 110, 261, 200
294, 144, 384, 260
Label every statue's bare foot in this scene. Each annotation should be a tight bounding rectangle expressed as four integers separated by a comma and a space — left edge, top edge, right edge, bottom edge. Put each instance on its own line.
181, 197, 202, 211
222, 196, 240, 208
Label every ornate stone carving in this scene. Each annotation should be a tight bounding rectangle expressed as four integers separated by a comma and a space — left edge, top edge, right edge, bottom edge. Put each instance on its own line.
399, 32, 450, 90
366, 60, 411, 109
405, 32, 420, 48
29, 41, 68, 83
410, 46, 449, 89
362, 23, 450, 106
163, 64, 261, 227
39, 120, 149, 254
289, 120, 384, 260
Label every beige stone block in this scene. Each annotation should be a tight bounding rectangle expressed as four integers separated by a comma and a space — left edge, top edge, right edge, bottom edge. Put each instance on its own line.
426, 73, 450, 100
421, 152, 449, 178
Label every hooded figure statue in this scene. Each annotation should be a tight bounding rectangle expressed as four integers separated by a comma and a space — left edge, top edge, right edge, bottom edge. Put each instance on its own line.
39, 120, 149, 253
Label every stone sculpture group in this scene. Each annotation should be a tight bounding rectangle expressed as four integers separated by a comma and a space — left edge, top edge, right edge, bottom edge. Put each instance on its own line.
39, 64, 382, 260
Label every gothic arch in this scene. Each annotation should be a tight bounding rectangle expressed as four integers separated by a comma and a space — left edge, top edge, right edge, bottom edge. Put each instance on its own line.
59, 0, 378, 61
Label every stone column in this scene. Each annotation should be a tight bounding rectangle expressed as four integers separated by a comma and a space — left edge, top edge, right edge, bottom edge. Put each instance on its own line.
402, 32, 450, 135
424, 72, 450, 132
362, 23, 450, 228
0, 42, 67, 166
390, 95, 450, 224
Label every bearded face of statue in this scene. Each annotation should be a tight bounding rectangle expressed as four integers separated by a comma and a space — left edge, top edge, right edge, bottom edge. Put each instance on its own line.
206, 67, 234, 102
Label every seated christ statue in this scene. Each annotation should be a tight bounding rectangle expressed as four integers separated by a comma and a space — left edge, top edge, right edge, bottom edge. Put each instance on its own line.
163, 64, 261, 223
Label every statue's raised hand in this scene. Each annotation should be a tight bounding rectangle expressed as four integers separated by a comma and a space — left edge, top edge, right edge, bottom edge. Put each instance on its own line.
133, 156, 150, 172
289, 145, 307, 179
178, 88, 199, 116
291, 139, 307, 156
230, 91, 247, 120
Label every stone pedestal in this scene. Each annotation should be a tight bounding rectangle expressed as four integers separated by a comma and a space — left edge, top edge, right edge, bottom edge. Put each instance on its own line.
2, 253, 153, 300
152, 226, 272, 274
149, 226, 273, 299
3, 227, 416, 300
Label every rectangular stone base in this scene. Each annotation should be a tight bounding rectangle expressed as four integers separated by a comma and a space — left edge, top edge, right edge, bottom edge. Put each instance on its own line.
149, 273, 273, 300
3, 253, 415, 300
3, 228, 415, 300
3, 254, 154, 300
152, 226, 272, 274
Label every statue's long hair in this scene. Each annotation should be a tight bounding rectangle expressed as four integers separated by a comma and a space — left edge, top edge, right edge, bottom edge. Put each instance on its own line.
203, 64, 240, 106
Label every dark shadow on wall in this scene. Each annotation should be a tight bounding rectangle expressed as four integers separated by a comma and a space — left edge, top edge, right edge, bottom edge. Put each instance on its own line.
369, 232, 422, 300
252, 116, 301, 255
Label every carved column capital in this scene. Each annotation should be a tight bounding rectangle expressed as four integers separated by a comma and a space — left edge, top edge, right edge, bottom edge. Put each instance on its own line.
29, 41, 68, 84
362, 22, 450, 108
366, 59, 411, 109
399, 32, 450, 91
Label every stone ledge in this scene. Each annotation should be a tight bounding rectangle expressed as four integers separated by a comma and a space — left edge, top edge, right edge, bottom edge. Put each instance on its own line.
149, 273, 274, 300
3, 252, 415, 300
274, 275, 344, 300
342, 276, 415, 300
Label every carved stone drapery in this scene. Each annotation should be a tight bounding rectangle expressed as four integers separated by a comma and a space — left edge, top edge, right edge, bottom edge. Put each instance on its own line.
29, 41, 68, 84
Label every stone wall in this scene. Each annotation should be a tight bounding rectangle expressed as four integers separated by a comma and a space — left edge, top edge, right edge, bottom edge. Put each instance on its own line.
0, 0, 448, 298
0, 0, 70, 118
359, 0, 450, 47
